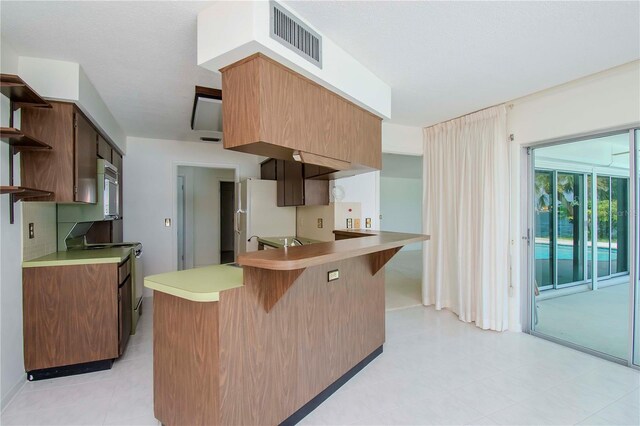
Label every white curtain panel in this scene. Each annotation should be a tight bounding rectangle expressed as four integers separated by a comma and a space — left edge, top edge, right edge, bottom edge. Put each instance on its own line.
422, 104, 510, 331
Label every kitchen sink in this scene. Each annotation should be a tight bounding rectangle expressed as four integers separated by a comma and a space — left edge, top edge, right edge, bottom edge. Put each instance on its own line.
82, 243, 140, 250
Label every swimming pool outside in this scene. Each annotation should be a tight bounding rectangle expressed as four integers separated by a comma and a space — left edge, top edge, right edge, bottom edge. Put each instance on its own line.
535, 242, 617, 261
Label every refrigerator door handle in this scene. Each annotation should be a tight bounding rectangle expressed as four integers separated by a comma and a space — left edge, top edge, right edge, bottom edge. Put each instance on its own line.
234, 209, 245, 234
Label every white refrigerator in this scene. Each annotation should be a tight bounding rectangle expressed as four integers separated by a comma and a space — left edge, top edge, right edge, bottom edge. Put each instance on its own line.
235, 179, 297, 255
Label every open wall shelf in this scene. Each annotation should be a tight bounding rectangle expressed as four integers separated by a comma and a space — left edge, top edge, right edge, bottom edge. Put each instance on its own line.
0, 186, 53, 224
1, 73, 53, 224
0, 74, 51, 109
1, 186, 52, 199
1, 127, 52, 152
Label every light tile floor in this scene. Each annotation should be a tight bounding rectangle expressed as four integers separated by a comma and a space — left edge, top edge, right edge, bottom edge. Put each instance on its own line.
385, 250, 422, 311
2, 300, 639, 426
536, 282, 630, 359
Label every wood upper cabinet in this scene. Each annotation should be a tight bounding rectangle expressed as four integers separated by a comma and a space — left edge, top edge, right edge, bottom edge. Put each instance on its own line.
97, 135, 112, 162
21, 101, 98, 203
221, 54, 382, 174
263, 158, 329, 207
283, 160, 304, 207
75, 112, 98, 203
260, 158, 277, 181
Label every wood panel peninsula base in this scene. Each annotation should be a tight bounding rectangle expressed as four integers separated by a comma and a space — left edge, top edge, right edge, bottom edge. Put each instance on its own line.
147, 231, 428, 426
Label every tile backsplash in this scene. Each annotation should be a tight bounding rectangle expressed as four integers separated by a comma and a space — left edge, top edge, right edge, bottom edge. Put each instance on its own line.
22, 202, 57, 261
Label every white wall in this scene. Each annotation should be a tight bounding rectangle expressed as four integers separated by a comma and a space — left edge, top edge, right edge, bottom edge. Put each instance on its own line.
509, 61, 640, 146
506, 59, 640, 330
331, 171, 380, 230
18, 57, 126, 152
197, 1, 392, 119
0, 38, 26, 410
124, 137, 261, 295
380, 178, 422, 250
296, 204, 334, 241
382, 123, 423, 156
178, 166, 235, 268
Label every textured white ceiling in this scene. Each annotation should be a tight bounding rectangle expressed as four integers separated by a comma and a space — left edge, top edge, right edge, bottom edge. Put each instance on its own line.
0, 1, 217, 142
1, 1, 638, 142
286, 0, 640, 127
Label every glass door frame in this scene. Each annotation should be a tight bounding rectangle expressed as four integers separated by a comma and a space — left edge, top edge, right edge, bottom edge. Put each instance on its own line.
526, 128, 640, 369
630, 128, 639, 368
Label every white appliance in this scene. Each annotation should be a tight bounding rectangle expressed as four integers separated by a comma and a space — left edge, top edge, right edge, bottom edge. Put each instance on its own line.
58, 159, 119, 222
235, 179, 296, 255
102, 160, 120, 219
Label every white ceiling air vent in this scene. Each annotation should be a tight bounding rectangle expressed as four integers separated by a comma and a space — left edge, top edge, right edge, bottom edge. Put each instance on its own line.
270, 1, 322, 68
191, 86, 222, 140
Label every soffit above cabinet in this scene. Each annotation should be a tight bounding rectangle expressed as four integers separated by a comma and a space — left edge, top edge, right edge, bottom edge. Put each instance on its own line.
17, 57, 126, 153
197, 0, 391, 120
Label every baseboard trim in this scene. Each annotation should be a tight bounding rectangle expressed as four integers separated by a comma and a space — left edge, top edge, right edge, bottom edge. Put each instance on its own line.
280, 345, 383, 426
1, 374, 26, 413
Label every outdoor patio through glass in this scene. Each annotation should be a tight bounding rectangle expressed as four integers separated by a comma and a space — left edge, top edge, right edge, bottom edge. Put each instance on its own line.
531, 131, 636, 362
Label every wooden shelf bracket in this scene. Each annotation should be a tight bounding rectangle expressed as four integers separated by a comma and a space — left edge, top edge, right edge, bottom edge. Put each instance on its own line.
0, 74, 54, 224
244, 267, 306, 312
0, 186, 53, 224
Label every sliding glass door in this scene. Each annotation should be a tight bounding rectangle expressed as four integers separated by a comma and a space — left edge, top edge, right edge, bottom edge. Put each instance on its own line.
531, 131, 637, 364
557, 172, 586, 285
534, 170, 554, 289
634, 129, 640, 367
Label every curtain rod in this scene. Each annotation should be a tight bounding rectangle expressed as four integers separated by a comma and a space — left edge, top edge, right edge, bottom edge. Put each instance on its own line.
423, 102, 513, 130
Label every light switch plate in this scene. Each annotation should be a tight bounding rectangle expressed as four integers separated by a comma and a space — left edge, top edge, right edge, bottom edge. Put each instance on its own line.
317, 218, 323, 228
328, 269, 340, 282
365, 218, 372, 228
28, 223, 35, 239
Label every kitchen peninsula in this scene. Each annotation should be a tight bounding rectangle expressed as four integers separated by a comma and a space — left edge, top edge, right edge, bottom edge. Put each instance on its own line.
145, 230, 428, 425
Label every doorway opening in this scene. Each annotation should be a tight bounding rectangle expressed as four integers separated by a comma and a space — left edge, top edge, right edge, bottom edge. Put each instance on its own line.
220, 181, 235, 264
528, 130, 640, 367
380, 153, 423, 310
176, 166, 236, 270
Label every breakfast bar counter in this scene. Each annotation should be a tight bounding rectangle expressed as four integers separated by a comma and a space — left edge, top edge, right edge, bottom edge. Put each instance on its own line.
148, 230, 428, 426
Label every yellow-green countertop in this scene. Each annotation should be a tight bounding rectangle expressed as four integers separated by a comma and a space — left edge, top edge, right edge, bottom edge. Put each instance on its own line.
144, 264, 243, 303
23, 247, 133, 268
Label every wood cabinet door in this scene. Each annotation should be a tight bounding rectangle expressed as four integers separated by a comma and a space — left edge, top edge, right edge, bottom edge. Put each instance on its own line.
97, 135, 112, 162
260, 159, 277, 180
20, 102, 75, 202
118, 275, 132, 355
276, 159, 286, 207
74, 111, 98, 203
112, 151, 123, 217
23, 264, 119, 371
284, 160, 304, 206
304, 179, 329, 206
